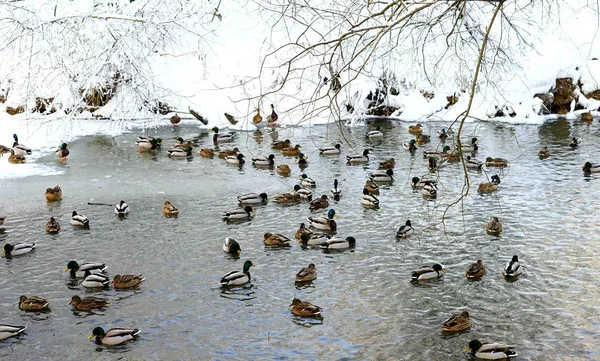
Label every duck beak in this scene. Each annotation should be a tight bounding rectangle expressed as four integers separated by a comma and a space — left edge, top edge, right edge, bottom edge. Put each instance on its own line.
441, 269, 446, 273
463, 346, 470, 352
88, 334, 94, 340
63, 267, 69, 272
252, 210, 257, 215
0, 250, 4, 254
334, 214, 339, 218
237, 249, 241, 255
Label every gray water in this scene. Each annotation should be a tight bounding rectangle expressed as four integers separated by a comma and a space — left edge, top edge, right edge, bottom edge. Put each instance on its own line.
1, 118, 599, 360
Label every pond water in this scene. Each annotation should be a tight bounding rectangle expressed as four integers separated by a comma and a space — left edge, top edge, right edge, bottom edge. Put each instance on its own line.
1, 118, 600, 360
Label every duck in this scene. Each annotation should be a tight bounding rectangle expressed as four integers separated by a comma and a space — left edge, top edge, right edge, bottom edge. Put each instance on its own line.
538, 146, 550, 159
212, 127, 236, 143
421, 182, 438, 198
221, 206, 255, 221
220, 260, 253, 286
225, 153, 245, 165
175, 136, 200, 147
464, 340, 518, 360
569, 137, 582, 148
346, 149, 370, 164
8, 149, 26, 164
485, 157, 509, 167
295, 263, 317, 282
11, 134, 32, 156
263, 232, 291, 246
267, 104, 278, 124
56, 143, 69, 162
81, 271, 110, 288
282, 145, 302, 156
411, 264, 444, 280
423, 145, 452, 158
396, 220, 414, 238
503, 255, 522, 278
330, 179, 342, 200
0, 144, 10, 156
112, 274, 145, 289
308, 209, 337, 231
237, 193, 268, 205
218, 147, 239, 158
293, 185, 313, 199
408, 124, 423, 135
477, 174, 501, 193
136, 137, 160, 152
170, 114, 181, 127
320, 236, 356, 249
63, 261, 107, 278
295, 223, 313, 240
296, 153, 308, 166
114, 200, 130, 216
438, 128, 453, 139
19, 295, 49, 312
442, 311, 470, 333
69, 296, 110, 312
369, 169, 394, 182
45, 185, 62, 202
0, 324, 27, 341
465, 156, 483, 169
416, 134, 430, 144
168, 145, 193, 158
252, 154, 275, 166
309, 195, 329, 211
2, 243, 36, 257
486, 216, 502, 236
277, 164, 291, 175
360, 188, 379, 207
299, 233, 329, 246
274, 192, 302, 204
290, 298, 322, 317
199, 148, 214, 157
582, 162, 600, 173
223, 237, 241, 255
253, 108, 263, 125
89, 327, 140, 346
378, 158, 395, 170
162, 200, 179, 216
319, 143, 341, 155
364, 179, 379, 195
465, 260, 486, 278
0, 216, 4, 225
403, 139, 417, 152
411, 177, 437, 190
460, 137, 479, 152
46, 217, 60, 233
366, 125, 384, 138
272, 139, 291, 150
427, 156, 446, 171
300, 174, 316, 187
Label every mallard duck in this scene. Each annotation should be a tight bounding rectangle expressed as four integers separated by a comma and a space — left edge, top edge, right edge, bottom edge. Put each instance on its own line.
237, 193, 268, 205
252, 154, 275, 166
486, 216, 502, 236
224, 112, 238, 125
274, 192, 302, 204
408, 124, 423, 134
460, 137, 479, 152
267, 104, 278, 124
222, 206, 255, 221
485, 157, 509, 167
69, 296, 110, 311
569, 137, 582, 148
369, 169, 394, 182
299, 233, 329, 246
309, 195, 329, 211
346, 149, 370, 164
19, 295, 49, 312
114, 200, 130, 216
225, 153, 245, 165
296, 153, 308, 166
442, 311, 470, 333
319, 143, 341, 155
212, 127, 236, 143
295, 223, 313, 240
423, 146, 452, 158
411, 264, 444, 280
112, 274, 145, 289
366, 125, 383, 138
396, 220, 414, 238
503, 255, 522, 278
582, 162, 600, 173
464, 340, 518, 360
330, 179, 342, 200
421, 182, 438, 198
411, 176, 437, 189
0, 144, 10, 156
252, 108, 263, 126
263, 232, 291, 246
477, 174, 501, 193
175, 136, 200, 147
0, 324, 27, 341
170, 114, 181, 126
378, 158, 395, 170
282, 145, 302, 156
168, 145, 193, 158
56, 143, 69, 162
290, 298, 322, 317
0, 216, 5, 225
300, 174, 316, 187
220, 260, 253, 286
199, 148, 214, 157
162, 200, 179, 216
360, 188, 379, 207
295, 263, 317, 282
8, 149, 26, 164
308, 209, 337, 231
64, 261, 107, 278
293, 185, 313, 199
81, 271, 110, 288
218, 147, 239, 158
364, 179, 379, 195
223, 237, 241, 255
89, 327, 140, 346
538, 146, 550, 159
320, 236, 356, 249
45, 185, 62, 202
465, 260, 486, 278
11, 134, 32, 156
136, 137, 160, 152
272, 139, 291, 149
403, 139, 417, 152
428, 156, 447, 171
46, 217, 60, 233
438, 128, 452, 139
277, 164, 291, 175
465, 156, 483, 169
2, 243, 36, 257
416, 134, 430, 144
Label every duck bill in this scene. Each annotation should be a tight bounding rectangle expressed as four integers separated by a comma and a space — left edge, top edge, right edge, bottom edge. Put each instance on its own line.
252, 210, 257, 215
63, 267, 69, 272
88, 334, 94, 339
0, 250, 4, 254
334, 214, 339, 218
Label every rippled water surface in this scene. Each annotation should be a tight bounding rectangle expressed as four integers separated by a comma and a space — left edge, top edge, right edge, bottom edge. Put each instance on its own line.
1, 118, 600, 360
